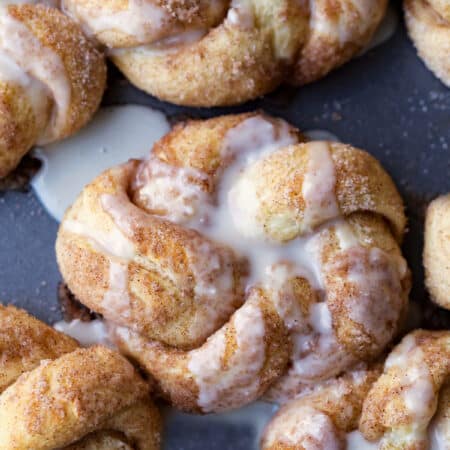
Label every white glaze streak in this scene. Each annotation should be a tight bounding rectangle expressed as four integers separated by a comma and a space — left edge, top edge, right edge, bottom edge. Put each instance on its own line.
0, 7, 70, 143
188, 300, 266, 413
62, 0, 168, 46
302, 141, 339, 231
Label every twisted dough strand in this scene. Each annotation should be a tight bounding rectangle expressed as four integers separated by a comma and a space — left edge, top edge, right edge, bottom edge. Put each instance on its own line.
0, 304, 160, 450
56, 112, 410, 412
360, 330, 450, 450
61, 0, 387, 106
261, 366, 381, 449
404, 0, 450, 87
0, 3, 106, 177
424, 194, 450, 310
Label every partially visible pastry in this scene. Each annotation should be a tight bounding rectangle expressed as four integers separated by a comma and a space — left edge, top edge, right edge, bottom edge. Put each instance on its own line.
0, 3, 106, 178
360, 330, 450, 449
262, 330, 450, 449
424, 194, 450, 310
56, 112, 410, 413
0, 304, 161, 450
405, 0, 450, 87
62, 0, 388, 107
261, 366, 381, 449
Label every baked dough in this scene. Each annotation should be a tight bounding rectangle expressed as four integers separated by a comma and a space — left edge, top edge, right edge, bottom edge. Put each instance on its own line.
61, 0, 388, 106
0, 3, 106, 178
56, 112, 410, 412
404, 0, 450, 87
424, 194, 450, 310
360, 330, 450, 449
261, 366, 381, 449
0, 304, 161, 450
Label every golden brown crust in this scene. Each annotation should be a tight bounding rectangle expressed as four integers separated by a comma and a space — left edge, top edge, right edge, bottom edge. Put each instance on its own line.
56, 112, 409, 412
0, 4, 106, 178
261, 366, 382, 449
0, 305, 161, 450
63, 0, 386, 106
0, 304, 78, 393
404, 0, 450, 87
360, 330, 450, 449
424, 194, 450, 310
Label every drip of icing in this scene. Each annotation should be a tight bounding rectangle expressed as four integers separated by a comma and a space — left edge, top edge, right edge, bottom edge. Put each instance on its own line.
342, 247, 405, 346
32, 105, 170, 221
102, 260, 131, 318
54, 319, 112, 347
304, 129, 341, 142
0, 6, 70, 144
188, 300, 266, 413
301, 141, 339, 231
264, 405, 342, 449
385, 335, 435, 422
226, 0, 254, 29
62, 0, 168, 46
428, 414, 450, 450
346, 431, 379, 450
358, 3, 398, 56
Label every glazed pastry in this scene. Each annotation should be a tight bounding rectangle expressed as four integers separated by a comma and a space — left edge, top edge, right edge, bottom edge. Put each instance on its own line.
424, 194, 450, 310
360, 330, 450, 449
0, 304, 161, 450
261, 366, 381, 449
0, 3, 106, 178
61, 0, 387, 107
56, 112, 410, 413
404, 0, 450, 87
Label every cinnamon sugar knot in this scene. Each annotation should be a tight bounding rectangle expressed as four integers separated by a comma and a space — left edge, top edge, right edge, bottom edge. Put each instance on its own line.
359, 330, 450, 449
0, 3, 105, 178
0, 304, 160, 450
404, 0, 450, 87
424, 194, 450, 310
56, 112, 410, 413
61, 0, 388, 106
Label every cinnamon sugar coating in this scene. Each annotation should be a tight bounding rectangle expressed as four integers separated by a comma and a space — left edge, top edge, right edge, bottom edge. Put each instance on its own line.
62, 0, 387, 106
0, 305, 161, 450
0, 4, 106, 178
56, 112, 410, 413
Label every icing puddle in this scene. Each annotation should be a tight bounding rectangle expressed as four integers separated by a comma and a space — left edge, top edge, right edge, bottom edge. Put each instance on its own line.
31, 105, 170, 221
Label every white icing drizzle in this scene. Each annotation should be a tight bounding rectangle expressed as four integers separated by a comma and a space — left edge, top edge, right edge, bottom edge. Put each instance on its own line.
100, 192, 238, 341
226, 0, 254, 29
429, 411, 450, 450
0, 6, 70, 144
264, 405, 342, 449
102, 260, 131, 318
32, 105, 170, 222
302, 141, 339, 231
309, 0, 386, 47
63, 217, 136, 260
385, 335, 435, 423
53, 319, 112, 347
343, 247, 405, 347
62, 0, 168, 46
187, 299, 266, 413
133, 155, 210, 224
346, 430, 379, 450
